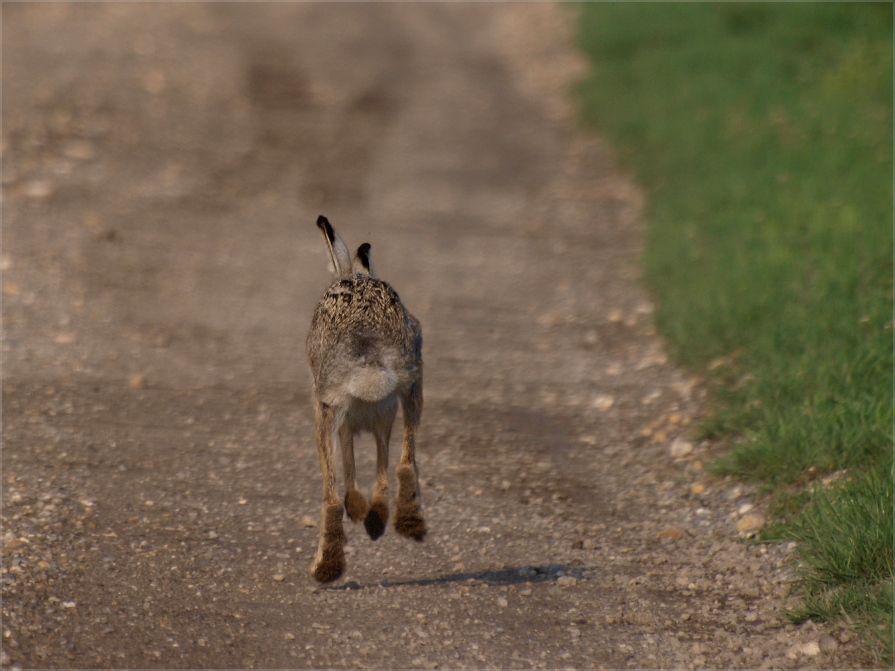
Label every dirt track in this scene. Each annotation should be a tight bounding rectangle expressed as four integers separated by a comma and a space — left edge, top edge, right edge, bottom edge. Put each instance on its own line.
2, 4, 869, 669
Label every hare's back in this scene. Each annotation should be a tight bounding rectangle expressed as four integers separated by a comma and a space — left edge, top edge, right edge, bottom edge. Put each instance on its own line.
307, 275, 417, 367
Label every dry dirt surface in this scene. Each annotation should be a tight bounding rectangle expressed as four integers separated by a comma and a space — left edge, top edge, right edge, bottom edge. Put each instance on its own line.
1, 4, 872, 669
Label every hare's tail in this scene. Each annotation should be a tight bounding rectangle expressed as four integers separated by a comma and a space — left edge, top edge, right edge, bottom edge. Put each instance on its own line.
347, 365, 399, 402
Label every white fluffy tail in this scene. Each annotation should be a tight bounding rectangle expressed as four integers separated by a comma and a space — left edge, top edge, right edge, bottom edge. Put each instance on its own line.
347, 366, 398, 402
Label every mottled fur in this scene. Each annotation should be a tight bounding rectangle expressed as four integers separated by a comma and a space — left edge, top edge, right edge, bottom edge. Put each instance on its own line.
306, 216, 426, 583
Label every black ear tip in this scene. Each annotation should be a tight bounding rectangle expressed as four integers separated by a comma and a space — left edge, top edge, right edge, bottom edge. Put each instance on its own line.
356, 243, 371, 271
316, 215, 335, 241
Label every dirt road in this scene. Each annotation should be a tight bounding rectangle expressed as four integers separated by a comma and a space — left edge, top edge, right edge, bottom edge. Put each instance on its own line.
2, 4, 867, 668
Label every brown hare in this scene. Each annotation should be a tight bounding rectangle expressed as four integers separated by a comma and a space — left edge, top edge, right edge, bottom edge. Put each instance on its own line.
306, 215, 426, 583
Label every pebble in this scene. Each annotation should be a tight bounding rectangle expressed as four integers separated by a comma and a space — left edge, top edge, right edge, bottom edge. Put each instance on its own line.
690, 483, 706, 495
736, 514, 766, 533
657, 525, 687, 540
737, 503, 754, 515
786, 641, 820, 658
273, 574, 286, 582
819, 635, 838, 652
593, 394, 615, 411
670, 437, 693, 458
54, 333, 76, 345
24, 180, 53, 200
497, 597, 508, 608
129, 374, 147, 389
301, 515, 316, 528
556, 576, 576, 588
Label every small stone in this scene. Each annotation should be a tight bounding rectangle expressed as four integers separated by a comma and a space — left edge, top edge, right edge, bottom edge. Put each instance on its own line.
818, 635, 838, 652
658, 525, 687, 540
206, 531, 218, 540
54, 333, 76, 345
24, 180, 53, 200
284, 633, 295, 641
129, 374, 147, 389
497, 597, 508, 608
670, 438, 693, 458
593, 394, 615, 411
273, 574, 286, 582
520, 588, 532, 597
2, 283, 21, 297
582, 539, 597, 551
838, 631, 853, 644
736, 514, 766, 533
608, 308, 623, 323
556, 576, 576, 588
744, 611, 759, 622
691, 483, 706, 495
800, 641, 821, 657
301, 515, 316, 528
738, 503, 754, 515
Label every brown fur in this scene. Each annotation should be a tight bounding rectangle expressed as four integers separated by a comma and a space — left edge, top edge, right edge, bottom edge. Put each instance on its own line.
344, 488, 369, 523
311, 502, 347, 583
394, 463, 427, 541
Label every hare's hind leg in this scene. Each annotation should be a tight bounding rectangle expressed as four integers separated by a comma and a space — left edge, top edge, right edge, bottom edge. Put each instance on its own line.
311, 400, 346, 583
364, 416, 393, 540
339, 423, 369, 523
394, 381, 427, 541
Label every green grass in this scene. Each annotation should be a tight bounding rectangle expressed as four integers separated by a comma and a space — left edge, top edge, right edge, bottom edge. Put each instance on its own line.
574, 2, 893, 660
786, 467, 894, 660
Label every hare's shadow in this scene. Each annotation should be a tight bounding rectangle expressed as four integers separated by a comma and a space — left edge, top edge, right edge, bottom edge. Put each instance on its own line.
321, 564, 592, 591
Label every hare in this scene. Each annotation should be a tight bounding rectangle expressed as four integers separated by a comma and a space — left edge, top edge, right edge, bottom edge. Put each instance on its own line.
306, 215, 426, 583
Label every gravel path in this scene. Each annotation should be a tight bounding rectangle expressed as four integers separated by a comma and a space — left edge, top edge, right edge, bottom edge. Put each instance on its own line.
2, 4, 870, 668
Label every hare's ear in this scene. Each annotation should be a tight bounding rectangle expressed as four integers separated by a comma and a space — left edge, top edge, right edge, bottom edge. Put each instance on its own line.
353, 243, 376, 278
316, 215, 352, 276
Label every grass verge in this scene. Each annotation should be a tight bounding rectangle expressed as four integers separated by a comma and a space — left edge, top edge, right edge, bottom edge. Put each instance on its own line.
574, 2, 893, 661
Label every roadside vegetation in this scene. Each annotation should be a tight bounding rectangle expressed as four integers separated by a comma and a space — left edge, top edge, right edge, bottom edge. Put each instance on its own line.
574, 3, 893, 661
